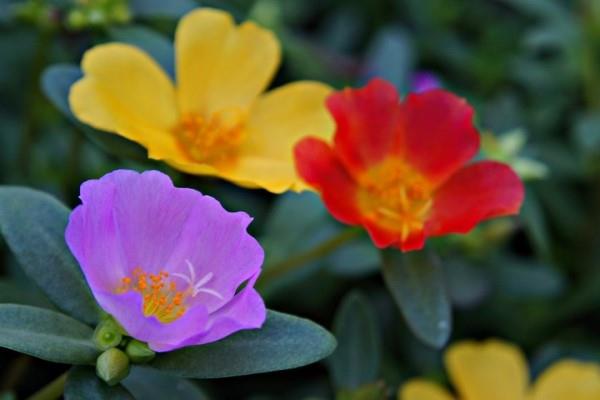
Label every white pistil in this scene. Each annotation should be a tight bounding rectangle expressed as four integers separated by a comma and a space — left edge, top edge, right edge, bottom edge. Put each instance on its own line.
172, 259, 223, 300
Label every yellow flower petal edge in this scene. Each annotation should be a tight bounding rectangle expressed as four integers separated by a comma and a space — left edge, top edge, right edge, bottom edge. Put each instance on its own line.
399, 379, 455, 400
176, 8, 281, 115
69, 43, 181, 159
445, 339, 529, 400
528, 360, 600, 400
233, 81, 335, 193
399, 339, 600, 400
70, 7, 334, 193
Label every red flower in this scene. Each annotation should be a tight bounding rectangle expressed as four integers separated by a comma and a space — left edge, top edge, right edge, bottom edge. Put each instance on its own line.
294, 79, 525, 252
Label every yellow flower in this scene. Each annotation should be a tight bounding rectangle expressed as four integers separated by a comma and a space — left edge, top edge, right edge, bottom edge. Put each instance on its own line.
399, 339, 600, 400
69, 8, 334, 193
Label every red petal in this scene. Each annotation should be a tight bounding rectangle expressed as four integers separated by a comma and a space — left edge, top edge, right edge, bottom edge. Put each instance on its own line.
294, 137, 362, 225
402, 89, 480, 186
363, 220, 426, 252
426, 161, 524, 236
328, 78, 402, 175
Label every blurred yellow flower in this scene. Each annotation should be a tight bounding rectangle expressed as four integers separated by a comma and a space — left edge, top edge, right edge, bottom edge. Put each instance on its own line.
69, 8, 334, 193
399, 339, 600, 400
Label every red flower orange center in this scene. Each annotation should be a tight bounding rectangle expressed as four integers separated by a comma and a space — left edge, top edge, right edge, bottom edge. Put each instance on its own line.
357, 158, 433, 240
174, 108, 247, 165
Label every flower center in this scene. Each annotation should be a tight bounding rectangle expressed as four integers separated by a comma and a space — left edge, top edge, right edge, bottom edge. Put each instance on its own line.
358, 158, 432, 241
173, 108, 247, 165
118, 260, 223, 324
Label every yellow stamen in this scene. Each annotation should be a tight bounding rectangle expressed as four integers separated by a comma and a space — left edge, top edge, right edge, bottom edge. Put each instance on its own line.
358, 158, 433, 240
174, 108, 247, 166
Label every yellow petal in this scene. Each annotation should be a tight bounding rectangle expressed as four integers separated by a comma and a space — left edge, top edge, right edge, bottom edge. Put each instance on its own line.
175, 8, 280, 116
445, 339, 528, 400
528, 360, 600, 400
233, 81, 334, 193
69, 43, 181, 159
399, 379, 455, 400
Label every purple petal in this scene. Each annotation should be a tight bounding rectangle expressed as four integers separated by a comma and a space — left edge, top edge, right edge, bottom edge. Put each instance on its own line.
178, 272, 266, 348
411, 71, 441, 93
95, 290, 209, 352
165, 195, 264, 312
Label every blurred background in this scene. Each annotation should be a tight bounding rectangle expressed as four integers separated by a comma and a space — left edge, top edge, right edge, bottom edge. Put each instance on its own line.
1, 0, 600, 398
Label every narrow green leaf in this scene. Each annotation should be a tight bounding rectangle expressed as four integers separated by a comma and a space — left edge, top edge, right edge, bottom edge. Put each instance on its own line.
491, 257, 565, 299
123, 367, 210, 400
381, 251, 451, 348
364, 26, 414, 92
336, 381, 387, 400
327, 239, 381, 277
108, 26, 174, 78
0, 304, 98, 364
329, 291, 381, 390
0, 187, 100, 323
0, 279, 54, 308
521, 189, 551, 258
149, 310, 336, 378
41, 65, 147, 161
129, 0, 196, 18
444, 261, 490, 308
40, 64, 82, 118
65, 367, 133, 400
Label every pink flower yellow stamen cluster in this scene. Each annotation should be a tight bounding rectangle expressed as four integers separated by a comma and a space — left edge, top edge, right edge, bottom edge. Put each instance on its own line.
118, 268, 187, 324
66, 170, 266, 352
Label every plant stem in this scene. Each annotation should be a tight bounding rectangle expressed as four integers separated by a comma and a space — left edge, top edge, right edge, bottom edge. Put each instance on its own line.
257, 227, 362, 290
26, 371, 68, 400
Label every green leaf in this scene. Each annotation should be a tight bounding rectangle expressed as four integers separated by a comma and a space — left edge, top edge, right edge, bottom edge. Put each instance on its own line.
41, 64, 147, 161
381, 251, 451, 348
0, 187, 100, 323
129, 0, 196, 18
521, 188, 551, 259
327, 239, 381, 278
444, 261, 490, 308
65, 367, 133, 400
259, 191, 340, 290
149, 310, 336, 378
491, 257, 565, 299
336, 381, 387, 400
329, 291, 381, 390
123, 367, 210, 400
364, 26, 414, 92
0, 304, 98, 364
0, 279, 54, 308
108, 26, 174, 78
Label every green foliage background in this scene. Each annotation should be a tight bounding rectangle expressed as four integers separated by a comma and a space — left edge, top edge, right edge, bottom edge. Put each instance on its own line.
2, 0, 600, 398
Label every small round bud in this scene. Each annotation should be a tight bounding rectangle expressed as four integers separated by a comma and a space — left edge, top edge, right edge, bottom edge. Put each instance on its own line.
93, 318, 124, 350
66, 9, 86, 30
111, 4, 131, 23
87, 8, 106, 26
125, 340, 156, 364
96, 348, 130, 386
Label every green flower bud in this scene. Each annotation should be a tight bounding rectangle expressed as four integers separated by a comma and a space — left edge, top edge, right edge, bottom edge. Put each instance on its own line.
87, 8, 107, 26
111, 3, 131, 23
125, 340, 156, 364
96, 348, 130, 386
66, 9, 87, 30
93, 317, 124, 350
